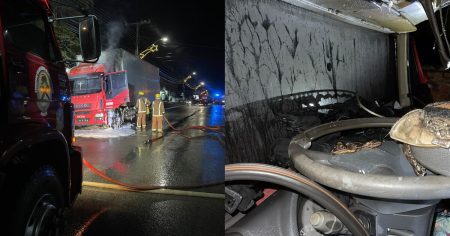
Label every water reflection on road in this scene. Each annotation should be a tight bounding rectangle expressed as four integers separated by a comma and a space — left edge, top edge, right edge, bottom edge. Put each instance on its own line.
77, 104, 224, 192
65, 104, 225, 236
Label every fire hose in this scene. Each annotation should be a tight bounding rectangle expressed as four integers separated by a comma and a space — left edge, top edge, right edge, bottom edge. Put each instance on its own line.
163, 115, 224, 135
82, 158, 223, 191
81, 114, 224, 192
145, 115, 224, 143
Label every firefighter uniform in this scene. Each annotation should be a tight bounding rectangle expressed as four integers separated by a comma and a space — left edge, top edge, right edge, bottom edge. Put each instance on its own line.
152, 94, 165, 132
135, 92, 150, 130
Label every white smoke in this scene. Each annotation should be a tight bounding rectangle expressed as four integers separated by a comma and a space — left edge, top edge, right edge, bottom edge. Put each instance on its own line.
100, 49, 123, 73
101, 20, 126, 72
105, 20, 126, 50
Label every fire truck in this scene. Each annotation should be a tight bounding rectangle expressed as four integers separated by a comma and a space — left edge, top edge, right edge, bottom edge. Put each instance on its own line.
0, 0, 100, 235
68, 49, 160, 128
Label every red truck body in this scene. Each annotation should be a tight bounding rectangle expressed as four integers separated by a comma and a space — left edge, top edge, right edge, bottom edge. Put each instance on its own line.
69, 49, 160, 127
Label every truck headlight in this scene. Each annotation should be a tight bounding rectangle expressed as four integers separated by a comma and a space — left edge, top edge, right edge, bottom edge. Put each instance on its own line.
95, 113, 104, 118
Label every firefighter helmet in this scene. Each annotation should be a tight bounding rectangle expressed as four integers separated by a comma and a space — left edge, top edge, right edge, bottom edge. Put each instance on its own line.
155, 93, 161, 99
138, 91, 145, 96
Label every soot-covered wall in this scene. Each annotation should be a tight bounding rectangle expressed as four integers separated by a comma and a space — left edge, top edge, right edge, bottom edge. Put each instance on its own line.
225, 0, 396, 163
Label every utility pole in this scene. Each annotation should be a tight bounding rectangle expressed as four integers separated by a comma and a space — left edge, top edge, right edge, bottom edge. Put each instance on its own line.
135, 24, 139, 56
127, 19, 151, 57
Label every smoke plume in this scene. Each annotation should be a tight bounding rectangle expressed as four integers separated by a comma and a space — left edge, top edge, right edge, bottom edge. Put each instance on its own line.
101, 20, 126, 72
105, 20, 126, 50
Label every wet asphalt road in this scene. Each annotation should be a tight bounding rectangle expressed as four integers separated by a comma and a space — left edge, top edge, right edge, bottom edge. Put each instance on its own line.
64, 104, 224, 236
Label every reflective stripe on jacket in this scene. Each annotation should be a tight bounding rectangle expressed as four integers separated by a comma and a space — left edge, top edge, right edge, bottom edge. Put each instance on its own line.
152, 99, 165, 116
136, 97, 149, 113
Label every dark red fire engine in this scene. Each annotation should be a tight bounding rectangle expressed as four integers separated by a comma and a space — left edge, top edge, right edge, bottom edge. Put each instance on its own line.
0, 0, 100, 234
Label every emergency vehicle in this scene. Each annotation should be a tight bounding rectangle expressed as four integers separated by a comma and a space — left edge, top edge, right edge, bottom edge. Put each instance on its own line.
0, 0, 100, 234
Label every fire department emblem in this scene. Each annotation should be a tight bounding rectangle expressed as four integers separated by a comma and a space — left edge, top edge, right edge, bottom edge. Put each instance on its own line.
34, 66, 52, 116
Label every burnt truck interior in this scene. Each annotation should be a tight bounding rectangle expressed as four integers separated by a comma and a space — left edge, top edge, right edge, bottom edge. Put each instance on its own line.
225, 0, 450, 235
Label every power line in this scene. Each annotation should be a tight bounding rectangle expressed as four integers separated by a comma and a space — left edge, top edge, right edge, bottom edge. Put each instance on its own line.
169, 42, 223, 51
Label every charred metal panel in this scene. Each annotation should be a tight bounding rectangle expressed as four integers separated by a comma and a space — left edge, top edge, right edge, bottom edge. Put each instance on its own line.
282, 0, 418, 33
98, 49, 160, 102
225, 0, 396, 163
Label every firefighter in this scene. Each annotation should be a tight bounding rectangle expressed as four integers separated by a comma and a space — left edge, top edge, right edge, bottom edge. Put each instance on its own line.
135, 91, 150, 131
152, 93, 165, 133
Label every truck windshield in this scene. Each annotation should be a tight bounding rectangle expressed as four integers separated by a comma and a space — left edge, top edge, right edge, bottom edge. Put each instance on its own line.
69, 75, 102, 95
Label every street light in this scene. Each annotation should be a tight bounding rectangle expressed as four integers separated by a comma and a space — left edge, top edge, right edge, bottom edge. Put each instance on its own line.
139, 36, 169, 59
151, 36, 169, 45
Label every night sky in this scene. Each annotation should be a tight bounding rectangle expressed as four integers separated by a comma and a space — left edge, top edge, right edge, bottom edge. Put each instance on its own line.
412, 7, 450, 69
90, 0, 224, 94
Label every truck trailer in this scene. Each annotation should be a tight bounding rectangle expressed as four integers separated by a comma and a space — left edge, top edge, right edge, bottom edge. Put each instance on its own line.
69, 48, 160, 128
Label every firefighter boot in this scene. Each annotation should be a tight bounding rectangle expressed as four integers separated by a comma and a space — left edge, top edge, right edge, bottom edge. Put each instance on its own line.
157, 116, 163, 133
152, 116, 157, 132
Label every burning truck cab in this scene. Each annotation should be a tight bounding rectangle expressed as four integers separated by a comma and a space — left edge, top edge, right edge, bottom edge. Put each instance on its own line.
69, 63, 109, 125
69, 63, 129, 127
68, 49, 160, 128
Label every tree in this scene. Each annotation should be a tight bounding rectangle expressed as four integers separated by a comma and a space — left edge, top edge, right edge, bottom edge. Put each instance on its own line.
53, 23, 79, 61
50, 0, 94, 65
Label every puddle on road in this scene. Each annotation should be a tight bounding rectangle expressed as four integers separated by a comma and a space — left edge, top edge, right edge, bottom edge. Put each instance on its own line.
75, 124, 136, 138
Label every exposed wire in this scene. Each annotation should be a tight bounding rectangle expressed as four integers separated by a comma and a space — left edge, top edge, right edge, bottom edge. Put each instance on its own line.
356, 95, 385, 118
159, 76, 183, 84
445, 4, 450, 26
169, 42, 224, 51
439, 0, 450, 53
420, 0, 450, 67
